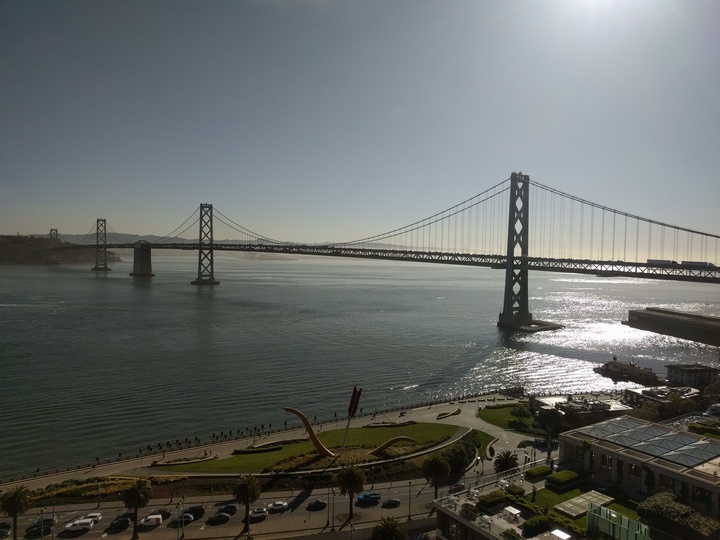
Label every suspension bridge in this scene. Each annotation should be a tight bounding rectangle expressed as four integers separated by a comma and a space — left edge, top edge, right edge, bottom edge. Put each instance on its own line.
48, 173, 720, 331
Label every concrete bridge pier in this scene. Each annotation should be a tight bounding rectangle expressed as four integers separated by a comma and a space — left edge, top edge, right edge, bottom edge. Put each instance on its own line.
129, 241, 155, 277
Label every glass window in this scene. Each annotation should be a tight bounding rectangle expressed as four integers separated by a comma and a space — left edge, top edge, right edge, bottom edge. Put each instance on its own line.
575, 444, 584, 460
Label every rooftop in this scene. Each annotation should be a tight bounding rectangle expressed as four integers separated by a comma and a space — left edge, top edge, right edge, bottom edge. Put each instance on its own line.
666, 363, 720, 374
570, 416, 720, 470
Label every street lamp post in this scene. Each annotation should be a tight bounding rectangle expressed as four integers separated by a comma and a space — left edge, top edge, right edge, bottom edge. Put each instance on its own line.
331, 490, 335, 531
407, 481, 412, 520
176, 501, 181, 540
39, 508, 44, 540
176, 498, 185, 540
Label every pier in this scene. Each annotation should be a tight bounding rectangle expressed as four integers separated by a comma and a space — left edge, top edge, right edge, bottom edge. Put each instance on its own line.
623, 308, 720, 347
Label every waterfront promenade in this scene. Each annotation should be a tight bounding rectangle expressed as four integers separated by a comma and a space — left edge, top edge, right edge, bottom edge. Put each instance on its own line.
2, 393, 576, 539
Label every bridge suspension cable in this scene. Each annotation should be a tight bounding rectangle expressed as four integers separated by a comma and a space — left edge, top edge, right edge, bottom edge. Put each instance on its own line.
105, 222, 138, 245
337, 178, 511, 254
213, 208, 285, 245
528, 179, 720, 265
71, 222, 101, 246
151, 207, 202, 244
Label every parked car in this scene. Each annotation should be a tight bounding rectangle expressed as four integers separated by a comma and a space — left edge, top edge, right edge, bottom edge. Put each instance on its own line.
186, 505, 205, 520
206, 512, 231, 525
138, 515, 163, 528
149, 509, 172, 521
381, 498, 401, 508
306, 499, 327, 511
248, 507, 268, 520
65, 519, 95, 533
267, 501, 288, 512
24, 524, 53, 538
26, 517, 56, 533
448, 482, 465, 494
174, 514, 194, 526
217, 504, 238, 516
107, 517, 130, 531
82, 513, 102, 524
357, 491, 382, 505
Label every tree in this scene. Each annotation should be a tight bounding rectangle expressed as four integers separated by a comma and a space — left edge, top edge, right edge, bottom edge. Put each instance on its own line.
421, 454, 450, 499
493, 450, 519, 475
628, 401, 660, 422
335, 465, 365, 520
234, 475, 261, 533
536, 408, 564, 459
510, 405, 533, 429
372, 516, 409, 540
0, 485, 32, 540
120, 479, 151, 540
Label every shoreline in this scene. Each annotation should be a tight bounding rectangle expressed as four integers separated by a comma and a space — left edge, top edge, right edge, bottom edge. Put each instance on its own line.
1, 389, 624, 493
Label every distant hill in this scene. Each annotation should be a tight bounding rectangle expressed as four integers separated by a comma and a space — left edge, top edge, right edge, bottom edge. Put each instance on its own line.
0, 235, 122, 265
45, 233, 195, 245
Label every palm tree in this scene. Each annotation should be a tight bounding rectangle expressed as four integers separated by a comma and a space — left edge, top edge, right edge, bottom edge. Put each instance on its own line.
234, 475, 261, 534
421, 454, 450, 498
0, 485, 33, 540
120, 479, 151, 540
372, 516, 408, 540
335, 465, 365, 520
493, 450, 519, 475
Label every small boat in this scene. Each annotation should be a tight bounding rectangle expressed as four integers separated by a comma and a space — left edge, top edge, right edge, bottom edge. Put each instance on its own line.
594, 355, 663, 385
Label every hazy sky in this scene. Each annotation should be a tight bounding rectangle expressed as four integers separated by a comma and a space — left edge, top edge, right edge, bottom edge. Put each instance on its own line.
2, 0, 719, 243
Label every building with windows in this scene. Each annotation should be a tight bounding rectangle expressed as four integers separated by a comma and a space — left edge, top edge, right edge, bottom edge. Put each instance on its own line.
559, 416, 720, 517
666, 363, 720, 388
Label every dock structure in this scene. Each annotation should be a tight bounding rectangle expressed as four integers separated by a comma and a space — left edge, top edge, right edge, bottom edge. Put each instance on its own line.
623, 308, 720, 347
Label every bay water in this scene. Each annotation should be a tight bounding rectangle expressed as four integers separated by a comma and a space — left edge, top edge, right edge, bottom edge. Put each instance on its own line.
1, 254, 719, 480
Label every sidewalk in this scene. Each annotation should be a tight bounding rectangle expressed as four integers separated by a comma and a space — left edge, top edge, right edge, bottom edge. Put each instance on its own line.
3, 394, 560, 539
3, 394, 538, 492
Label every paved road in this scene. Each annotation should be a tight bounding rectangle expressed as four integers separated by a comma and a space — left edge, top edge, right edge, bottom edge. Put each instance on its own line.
4, 395, 560, 539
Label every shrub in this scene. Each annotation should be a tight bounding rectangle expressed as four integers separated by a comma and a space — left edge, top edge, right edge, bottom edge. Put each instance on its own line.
525, 465, 551, 480
517, 439, 535, 448
637, 491, 720, 539
522, 514, 551, 536
232, 445, 282, 454
477, 489, 507, 512
461, 502, 478, 519
505, 484, 525, 497
546, 468, 590, 491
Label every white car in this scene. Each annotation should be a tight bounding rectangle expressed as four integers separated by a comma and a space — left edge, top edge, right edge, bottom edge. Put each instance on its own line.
82, 512, 102, 524
65, 519, 94, 532
248, 507, 268, 520
267, 501, 288, 512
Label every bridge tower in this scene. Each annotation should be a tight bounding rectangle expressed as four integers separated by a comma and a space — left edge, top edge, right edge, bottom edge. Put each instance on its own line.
91, 218, 111, 272
497, 173, 561, 332
48, 228, 60, 264
498, 172, 532, 329
191, 203, 219, 285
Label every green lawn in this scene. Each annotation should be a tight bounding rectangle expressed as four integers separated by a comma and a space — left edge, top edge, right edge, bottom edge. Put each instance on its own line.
527, 483, 641, 529
477, 405, 529, 431
156, 423, 457, 474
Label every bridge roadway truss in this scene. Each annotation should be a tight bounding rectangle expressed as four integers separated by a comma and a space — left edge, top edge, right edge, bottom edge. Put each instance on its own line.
80, 242, 720, 284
